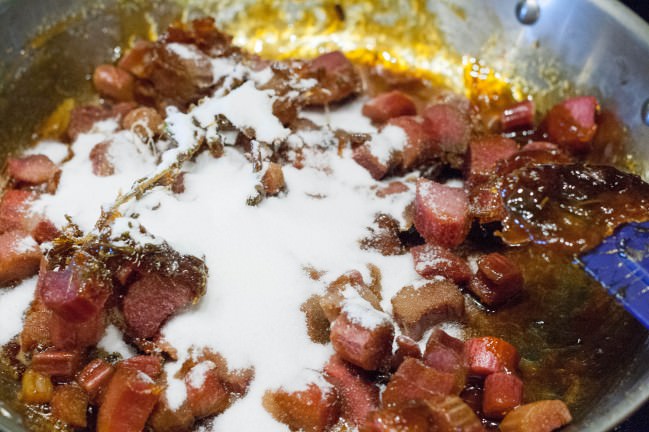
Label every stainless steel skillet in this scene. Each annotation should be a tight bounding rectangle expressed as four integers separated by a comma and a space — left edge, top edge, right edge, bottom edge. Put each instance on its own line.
0, 1, 648, 431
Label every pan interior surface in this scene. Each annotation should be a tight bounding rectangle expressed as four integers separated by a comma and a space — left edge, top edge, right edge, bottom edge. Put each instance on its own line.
0, 1, 648, 431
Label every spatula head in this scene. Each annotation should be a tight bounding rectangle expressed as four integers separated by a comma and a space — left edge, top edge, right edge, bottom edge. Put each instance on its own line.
579, 221, 649, 329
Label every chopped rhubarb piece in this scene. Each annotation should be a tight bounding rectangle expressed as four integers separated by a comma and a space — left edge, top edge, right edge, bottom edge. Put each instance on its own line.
40, 255, 110, 323
50, 309, 106, 350
90, 141, 115, 176
66, 105, 113, 141
261, 162, 286, 196
150, 42, 214, 108
263, 383, 340, 432
97, 367, 161, 432
7, 154, 60, 189
387, 116, 437, 170
423, 329, 465, 375
466, 136, 518, 185
20, 299, 53, 351
31, 350, 81, 378
301, 294, 330, 344
330, 311, 394, 371
411, 244, 472, 284
353, 143, 391, 180
545, 96, 598, 153
51, 384, 89, 428
123, 272, 196, 339
589, 110, 626, 164
114, 262, 137, 287
323, 355, 380, 426
122, 106, 163, 138
303, 51, 361, 105
468, 253, 523, 307
376, 181, 409, 198
423, 395, 485, 432
383, 358, 457, 407
93, 64, 135, 102
500, 400, 572, 432
319, 270, 382, 322
478, 253, 523, 288
362, 403, 434, 432
0, 189, 36, 234
360, 213, 406, 256
482, 372, 524, 419
20, 368, 54, 404
120, 355, 163, 379
0, 230, 41, 285
31, 219, 60, 244
179, 348, 253, 399
391, 281, 465, 341
422, 104, 471, 155
184, 360, 231, 419
149, 394, 195, 432
465, 336, 520, 376
468, 181, 507, 224
111, 101, 138, 119
118, 40, 155, 79
501, 100, 535, 131
309, 51, 351, 73
77, 359, 115, 401
362, 91, 417, 123
391, 335, 422, 370
223, 367, 255, 396
414, 179, 470, 248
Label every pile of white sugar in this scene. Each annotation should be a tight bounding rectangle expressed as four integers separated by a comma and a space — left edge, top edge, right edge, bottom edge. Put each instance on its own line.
0, 58, 455, 431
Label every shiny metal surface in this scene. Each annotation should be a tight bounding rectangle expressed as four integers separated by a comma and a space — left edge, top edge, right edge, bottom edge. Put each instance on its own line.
0, 0, 648, 431
516, 0, 541, 25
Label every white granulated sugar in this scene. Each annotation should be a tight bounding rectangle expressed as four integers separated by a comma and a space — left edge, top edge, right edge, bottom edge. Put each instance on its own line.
445, 178, 465, 189
106, 132, 157, 175
290, 76, 317, 91
341, 287, 392, 330
187, 360, 216, 389
129, 144, 412, 431
439, 322, 465, 340
413, 248, 452, 274
31, 126, 157, 232
210, 57, 238, 84
368, 125, 407, 164
138, 370, 155, 384
164, 107, 205, 170
417, 322, 466, 353
192, 81, 289, 143
279, 367, 333, 394
92, 119, 120, 135
207, 129, 238, 147
20, 78, 424, 431
111, 216, 161, 246
168, 43, 205, 60
303, 98, 377, 134
294, 129, 329, 147
23, 140, 69, 164
98, 325, 135, 359
165, 376, 188, 411
248, 67, 274, 86
0, 277, 37, 345
13, 235, 37, 254
467, 254, 480, 273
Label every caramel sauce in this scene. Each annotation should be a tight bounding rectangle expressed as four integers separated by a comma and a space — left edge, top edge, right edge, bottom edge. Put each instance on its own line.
500, 164, 649, 252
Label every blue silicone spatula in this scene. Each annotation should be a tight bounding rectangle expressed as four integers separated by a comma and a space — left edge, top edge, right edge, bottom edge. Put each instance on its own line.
579, 221, 649, 329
